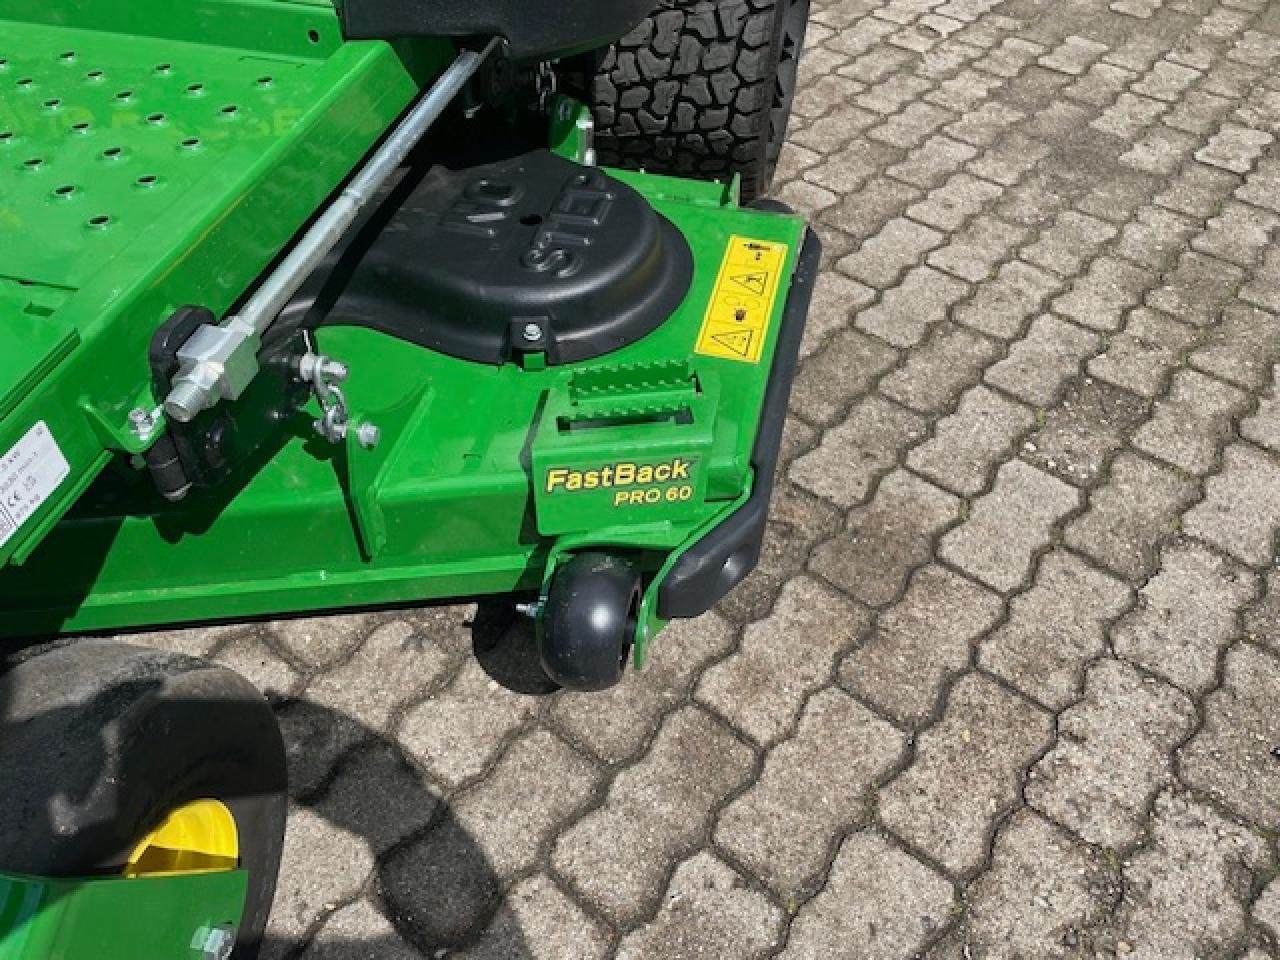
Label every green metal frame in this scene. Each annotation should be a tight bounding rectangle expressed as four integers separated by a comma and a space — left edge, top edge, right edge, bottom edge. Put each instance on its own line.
0, 869, 247, 959
0, 0, 450, 567
1, 168, 805, 665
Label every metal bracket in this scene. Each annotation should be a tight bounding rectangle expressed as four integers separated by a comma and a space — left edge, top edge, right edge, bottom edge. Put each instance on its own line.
163, 41, 500, 424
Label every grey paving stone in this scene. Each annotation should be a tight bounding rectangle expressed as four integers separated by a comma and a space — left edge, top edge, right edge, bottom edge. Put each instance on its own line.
1244, 569, 1280, 654
907, 173, 1004, 231
307, 619, 454, 734
1112, 539, 1259, 693
805, 139, 904, 193
397, 657, 541, 789
880, 672, 1053, 875
812, 468, 963, 607
264, 806, 376, 956
1255, 877, 1280, 943
1147, 251, 1245, 327
616, 853, 782, 960
856, 265, 972, 347
1184, 442, 1280, 565
980, 550, 1131, 710
1113, 207, 1200, 270
719, 483, 844, 625
1023, 378, 1150, 487
299, 899, 421, 960
1026, 659, 1195, 849
552, 706, 754, 925
1238, 155, 1280, 214
1241, 246, 1280, 314
716, 688, 906, 894
791, 394, 928, 507
1120, 125, 1199, 176
791, 327, 900, 426
939, 460, 1081, 592
1086, 307, 1200, 399
954, 261, 1064, 340
778, 830, 954, 960
1132, 368, 1251, 475
985, 314, 1101, 407
841, 564, 1003, 728
1093, 93, 1168, 139
840, 218, 947, 290
890, 135, 981, 189
1242, 367, 1280, 452
1023, 212, 1119, 278
211, 630, 302, 700
962, 810, 1118, 959
139, 622, 247, 659
1195, 123, 1274, 173
451, 730, 598, 879
1063, 451, 1199, 581
550, 612, 735, 763
1052, 257, 1157, 332
1040, 36, 1110, 76
882, 321, 1003, 414
272, 612, 375, 669
791, 104, 879, 154
928, 215, 1030, 282
1179, 643, 1280, 831
1106, 791, 1271, 959
800, 271, 877, 360
945, 102, 1027, 148
1192, 202, 1280, 269
697, 575, 871, 746
315, 741, 439, 856
1189, 302, 1280, 391
967, 132, 1051, 186
456, 874, 612, 960
1158, 154, 1241, 215
871, 102, 957, 149
1064, 61, 1137, 107
908, 385, 1036, 495
821, 175, 923, 240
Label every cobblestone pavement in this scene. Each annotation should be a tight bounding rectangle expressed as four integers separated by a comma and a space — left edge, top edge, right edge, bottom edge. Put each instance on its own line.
148, 0, 1280, 956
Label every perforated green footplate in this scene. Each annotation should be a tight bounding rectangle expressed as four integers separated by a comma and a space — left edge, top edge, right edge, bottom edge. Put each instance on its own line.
0, 1, 449, 567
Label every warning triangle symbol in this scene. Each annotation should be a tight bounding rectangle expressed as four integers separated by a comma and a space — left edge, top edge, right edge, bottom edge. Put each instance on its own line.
731, 272, 768, 297
712, 330, 753, 358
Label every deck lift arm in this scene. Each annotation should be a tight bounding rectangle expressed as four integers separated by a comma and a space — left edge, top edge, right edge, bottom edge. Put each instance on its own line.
0, 0, 817, 955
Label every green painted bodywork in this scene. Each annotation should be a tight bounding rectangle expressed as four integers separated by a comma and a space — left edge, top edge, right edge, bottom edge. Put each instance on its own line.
0, 8, 805, 663
0, 869, 247, 959
0, 0, 449, 567
0, 6, 809, 957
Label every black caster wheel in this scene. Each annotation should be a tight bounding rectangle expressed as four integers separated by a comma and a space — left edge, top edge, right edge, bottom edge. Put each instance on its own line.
539, 552, 641, 691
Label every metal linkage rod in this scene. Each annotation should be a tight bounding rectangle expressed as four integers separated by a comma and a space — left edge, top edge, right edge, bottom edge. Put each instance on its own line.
165, 40, 499, 423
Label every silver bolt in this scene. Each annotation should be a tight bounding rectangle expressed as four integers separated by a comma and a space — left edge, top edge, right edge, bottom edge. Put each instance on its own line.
165, 379, 209, 423
522, 323, 543, 343
355, 422, 381, 450
127, 407, 155, 439
199, 925, 236, 960
515, 601, 543, 619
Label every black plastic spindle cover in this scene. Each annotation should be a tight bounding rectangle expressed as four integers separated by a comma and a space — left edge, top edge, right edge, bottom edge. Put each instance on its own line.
300, 150, 694, 366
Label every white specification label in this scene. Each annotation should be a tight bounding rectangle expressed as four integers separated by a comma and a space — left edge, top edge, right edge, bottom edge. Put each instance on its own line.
0, 422, 70, 551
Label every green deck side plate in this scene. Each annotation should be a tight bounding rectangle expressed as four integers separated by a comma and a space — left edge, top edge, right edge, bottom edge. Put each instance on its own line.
0, 0, 450, 567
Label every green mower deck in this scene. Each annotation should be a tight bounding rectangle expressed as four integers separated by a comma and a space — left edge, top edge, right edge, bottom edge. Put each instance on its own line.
0, 0, 446, 567
0, 1, 815, 672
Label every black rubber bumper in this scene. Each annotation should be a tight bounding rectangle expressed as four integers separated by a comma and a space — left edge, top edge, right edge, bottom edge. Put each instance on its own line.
657, 223, 821, 620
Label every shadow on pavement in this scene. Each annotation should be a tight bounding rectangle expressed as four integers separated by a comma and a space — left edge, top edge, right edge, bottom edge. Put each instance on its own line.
0, 636, 535, 960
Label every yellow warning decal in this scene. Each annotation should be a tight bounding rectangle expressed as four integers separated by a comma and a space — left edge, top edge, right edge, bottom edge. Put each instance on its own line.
695, 235, 788, 364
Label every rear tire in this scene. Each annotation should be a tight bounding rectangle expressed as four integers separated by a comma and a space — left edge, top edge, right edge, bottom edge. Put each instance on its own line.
0, 642, 287, 959
588, 0, 811, 200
